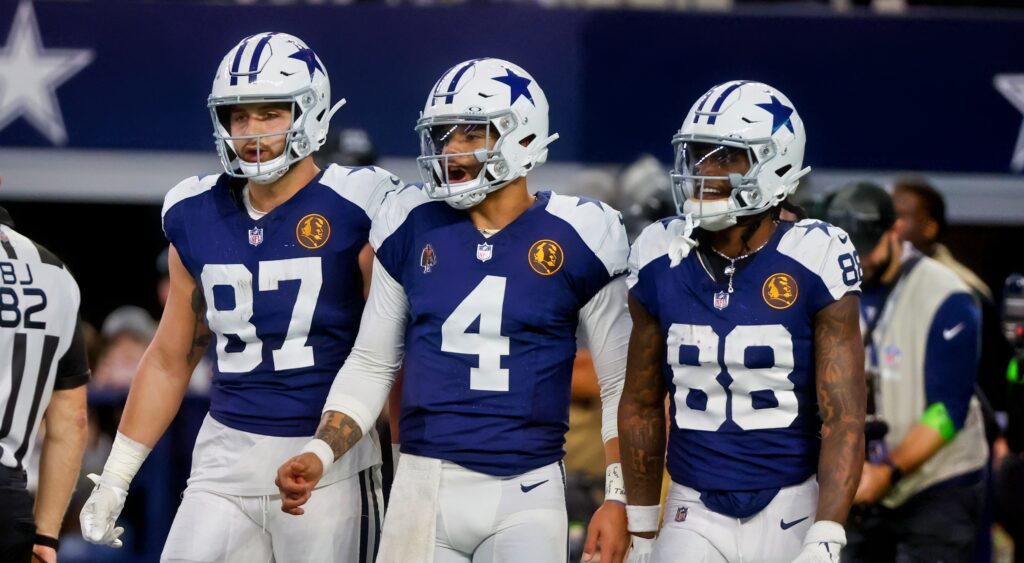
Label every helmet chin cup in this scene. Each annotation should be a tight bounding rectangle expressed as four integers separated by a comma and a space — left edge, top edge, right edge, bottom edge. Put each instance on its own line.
682, 198, 737, 231
445, 189, 487, 210
697, 213, 738, 231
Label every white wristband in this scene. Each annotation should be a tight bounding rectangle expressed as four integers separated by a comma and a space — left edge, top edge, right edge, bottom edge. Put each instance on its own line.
625, 504, 661, 533
300, 438, 335, 473
101, 432, 152, 488
605, 462, 627, 504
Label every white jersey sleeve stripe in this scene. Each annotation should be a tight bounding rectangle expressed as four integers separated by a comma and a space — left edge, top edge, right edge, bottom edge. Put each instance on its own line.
320, 165, 401, 222
369, 184, 432, 251
627, 219, 680, 289
544, 193, 628, 277
776, 219, 861, 301
161, 175, 219, 220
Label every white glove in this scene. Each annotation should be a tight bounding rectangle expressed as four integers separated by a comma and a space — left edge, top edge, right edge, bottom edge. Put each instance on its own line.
626, 534, 655, 563
80, 473, 129, 548
791, 520, 846, 563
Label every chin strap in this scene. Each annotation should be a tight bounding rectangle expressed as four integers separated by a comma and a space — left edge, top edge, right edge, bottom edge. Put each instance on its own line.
667, 214, 699, 268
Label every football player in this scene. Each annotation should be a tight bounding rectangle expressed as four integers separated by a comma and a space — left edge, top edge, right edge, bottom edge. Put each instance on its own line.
79, 33, 395, 562
618, 81, 865, 563
276, 58, 632, 562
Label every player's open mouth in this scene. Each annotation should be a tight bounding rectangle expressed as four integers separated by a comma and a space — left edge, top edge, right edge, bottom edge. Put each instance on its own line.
242, 145, 275, 163
446, 167, 471, 183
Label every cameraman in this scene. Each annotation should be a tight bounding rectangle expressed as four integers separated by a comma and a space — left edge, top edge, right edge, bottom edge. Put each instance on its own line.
824, 183, 987, 562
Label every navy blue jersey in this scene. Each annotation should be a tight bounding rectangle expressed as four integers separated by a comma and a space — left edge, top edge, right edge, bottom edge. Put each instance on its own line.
162, 165, 398, 437
372, 187, 628, 476
628, 218, 860, 493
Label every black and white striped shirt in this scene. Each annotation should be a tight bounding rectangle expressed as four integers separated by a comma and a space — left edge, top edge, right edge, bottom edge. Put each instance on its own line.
0, 207, 90, 471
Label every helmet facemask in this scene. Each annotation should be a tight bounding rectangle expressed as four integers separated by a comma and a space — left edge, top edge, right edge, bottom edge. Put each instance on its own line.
416, 110, 532, 209
670, 136, 777, 231
209, 87, 332, 184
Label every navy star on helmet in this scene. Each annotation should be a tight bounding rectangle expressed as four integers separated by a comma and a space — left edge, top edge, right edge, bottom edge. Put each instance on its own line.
415, 58, 559, 209
208, 32, 345, 184
670, 81, 811, 231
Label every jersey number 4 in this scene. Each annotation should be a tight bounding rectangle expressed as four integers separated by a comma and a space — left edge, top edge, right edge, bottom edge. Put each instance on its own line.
442, 275, 511, 392
201, 258, 323, 373
668, 323, 797, 431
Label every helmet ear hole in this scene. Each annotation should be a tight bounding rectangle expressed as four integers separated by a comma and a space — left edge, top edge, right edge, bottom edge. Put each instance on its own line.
520, 133, 536, 148
216, 107, 232, 131
775, 164, 792, 178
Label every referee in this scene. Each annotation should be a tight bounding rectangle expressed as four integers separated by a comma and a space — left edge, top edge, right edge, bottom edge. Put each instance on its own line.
0, 203, 90, 563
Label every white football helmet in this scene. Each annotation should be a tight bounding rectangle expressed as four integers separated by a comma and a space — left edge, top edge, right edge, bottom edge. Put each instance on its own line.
670, 81, 811, 231
208, 32, 345, 184
415, 58, 559, 209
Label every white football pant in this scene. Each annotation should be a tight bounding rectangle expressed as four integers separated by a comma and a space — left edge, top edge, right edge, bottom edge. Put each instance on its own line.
651, 476, 818, 563
160, 467, 383, 563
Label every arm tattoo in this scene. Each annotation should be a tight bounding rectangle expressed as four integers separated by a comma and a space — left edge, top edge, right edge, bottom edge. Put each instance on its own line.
618, 296, 668, 507
814, 294, 866, 524
186, 286, 212, 365
315, 411, 364, 460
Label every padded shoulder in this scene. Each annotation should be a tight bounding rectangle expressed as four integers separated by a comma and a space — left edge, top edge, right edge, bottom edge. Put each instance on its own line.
544, 193, 628, 276
320, 164, 402, 222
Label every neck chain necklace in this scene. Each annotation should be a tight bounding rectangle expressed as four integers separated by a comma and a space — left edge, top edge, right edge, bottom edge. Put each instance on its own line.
709, 237, 772, 294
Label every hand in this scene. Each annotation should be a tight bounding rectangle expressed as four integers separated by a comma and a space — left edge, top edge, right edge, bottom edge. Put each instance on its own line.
853, 462, 891, 505
791, 520, 845, 563
79, 473, 128, 548
582, 501, 629, 563
276, 452, 324, 515
791, 542, 840, 563
625, 534, 655, 563
31, 545, 57, 562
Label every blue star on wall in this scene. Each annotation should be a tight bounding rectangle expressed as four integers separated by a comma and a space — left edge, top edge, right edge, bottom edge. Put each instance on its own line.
575, 195, 605, 210
491, 69, 535, 106
799, 220, 831, 237
755, 95, 795, 134
288, 44, 324, 80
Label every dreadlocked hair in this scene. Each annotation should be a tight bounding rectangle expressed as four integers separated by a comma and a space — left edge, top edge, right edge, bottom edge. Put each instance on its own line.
773, 199, 808, 222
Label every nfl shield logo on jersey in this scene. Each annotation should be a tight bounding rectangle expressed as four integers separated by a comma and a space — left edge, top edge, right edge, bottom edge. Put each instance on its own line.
476, 242, 493, 262
248, 226, 264, 247
675, 506, 688, 522
713, 290, 729, 310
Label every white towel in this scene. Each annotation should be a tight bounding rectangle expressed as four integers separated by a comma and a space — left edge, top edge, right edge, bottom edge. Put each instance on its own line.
376, 453, 442, 563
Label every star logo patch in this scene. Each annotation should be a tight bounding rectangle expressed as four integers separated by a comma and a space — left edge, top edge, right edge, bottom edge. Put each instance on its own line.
755, 95, 795, 135
287, 42, 324, 80
491, 68, 535, 107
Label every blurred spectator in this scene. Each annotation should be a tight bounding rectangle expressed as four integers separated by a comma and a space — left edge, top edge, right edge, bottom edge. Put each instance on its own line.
617, 155, 673, 241
824, 182, 988, 562
314, 127, 379, 169
91, 306, 156, 391
564, 168, 618, 204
